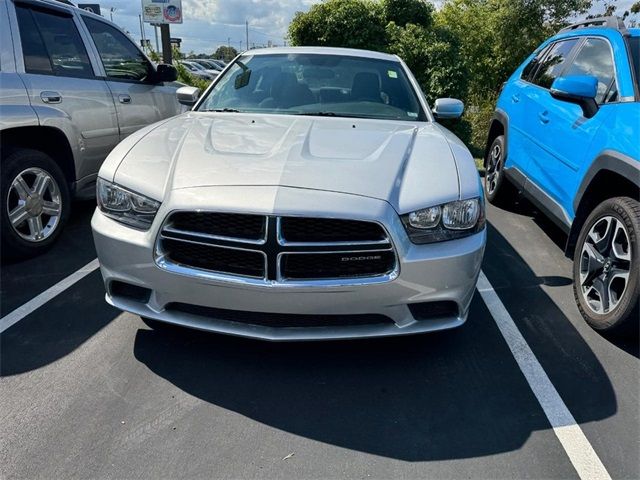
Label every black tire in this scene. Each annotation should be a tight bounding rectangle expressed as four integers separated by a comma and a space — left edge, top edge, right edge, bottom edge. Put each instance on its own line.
1, 149, 70, 261
572, 197, 640, 334
484, 135, 516, 206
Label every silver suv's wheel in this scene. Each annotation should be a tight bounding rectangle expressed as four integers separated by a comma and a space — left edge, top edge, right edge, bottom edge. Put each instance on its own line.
573, 197, 639, 333
1, 149, 70, 260
8, 167, 63, 242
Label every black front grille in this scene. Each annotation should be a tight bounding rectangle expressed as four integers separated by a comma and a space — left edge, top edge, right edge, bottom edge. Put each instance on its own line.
170, 212, 265, 241
280, 217, 386, 243
167, 303, 394, 328
163, 239, 265, 278
158, 213, 396, 282
282, 251, 396, 279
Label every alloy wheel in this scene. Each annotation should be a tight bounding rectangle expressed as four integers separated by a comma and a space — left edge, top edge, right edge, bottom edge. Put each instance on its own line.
6, 167, 62, 243
579, 215, 631, 315
486, 143, 502, 195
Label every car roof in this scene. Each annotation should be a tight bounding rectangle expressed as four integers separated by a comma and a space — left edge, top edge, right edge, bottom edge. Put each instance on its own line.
243, 46, 400, 62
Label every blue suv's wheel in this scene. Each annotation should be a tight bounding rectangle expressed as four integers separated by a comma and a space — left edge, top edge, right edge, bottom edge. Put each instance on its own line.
484, 135, 516, 206
573, 197, 639, 333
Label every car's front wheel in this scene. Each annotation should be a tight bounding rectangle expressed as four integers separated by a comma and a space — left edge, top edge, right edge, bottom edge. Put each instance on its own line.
573, 197, 639, 333
0, 149, 70, 261
484, 135, 516, 206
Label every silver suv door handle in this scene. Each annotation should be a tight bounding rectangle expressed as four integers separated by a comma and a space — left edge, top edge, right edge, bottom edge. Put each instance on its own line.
40, 91, 61, 104
118, 94, 132, 104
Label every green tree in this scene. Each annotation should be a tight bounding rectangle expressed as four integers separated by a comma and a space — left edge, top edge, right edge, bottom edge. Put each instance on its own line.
288, 0, 387, 51
386, 22, 466, 102
214, 46, 239, 61
437, 0, 592, 97
382, 0, 433, 28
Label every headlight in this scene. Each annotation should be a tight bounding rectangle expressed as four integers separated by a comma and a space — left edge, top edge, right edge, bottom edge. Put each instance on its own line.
401, 198, 485, 244
96, 178, 160, 230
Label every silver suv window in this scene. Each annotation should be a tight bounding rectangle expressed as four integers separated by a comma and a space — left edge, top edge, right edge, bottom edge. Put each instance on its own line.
15, 5, 93, 78
83, 16, 152, 82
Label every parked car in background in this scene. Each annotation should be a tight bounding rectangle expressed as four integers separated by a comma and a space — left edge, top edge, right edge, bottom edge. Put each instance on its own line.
0, 0, 181, 259
180, 61, 218, 80
485, 17, 639, 333
92, 47, 486, 341
190, 59, 223, 72
207, 58, 227, 70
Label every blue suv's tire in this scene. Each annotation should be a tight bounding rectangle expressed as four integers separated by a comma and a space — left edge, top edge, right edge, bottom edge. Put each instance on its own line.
484, 135, 516, 206
573, 197, 639, 334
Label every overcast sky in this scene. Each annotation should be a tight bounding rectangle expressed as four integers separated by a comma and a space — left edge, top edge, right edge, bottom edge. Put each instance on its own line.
93, 0, 637, 54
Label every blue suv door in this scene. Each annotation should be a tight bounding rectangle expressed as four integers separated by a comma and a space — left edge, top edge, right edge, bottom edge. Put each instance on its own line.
521, 37, 617, 221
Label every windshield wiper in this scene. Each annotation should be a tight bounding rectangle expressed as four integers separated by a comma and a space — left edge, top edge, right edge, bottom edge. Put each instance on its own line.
201, 108, 242, 113
296, 111, 338, 117
295, 112, 368, 119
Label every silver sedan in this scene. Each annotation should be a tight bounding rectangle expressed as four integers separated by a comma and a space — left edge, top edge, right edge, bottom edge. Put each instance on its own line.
92, 47, 486, 340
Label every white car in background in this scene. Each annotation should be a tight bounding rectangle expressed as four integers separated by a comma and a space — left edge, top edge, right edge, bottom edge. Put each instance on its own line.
93, 47, 486, 341
180, 61, 218, 80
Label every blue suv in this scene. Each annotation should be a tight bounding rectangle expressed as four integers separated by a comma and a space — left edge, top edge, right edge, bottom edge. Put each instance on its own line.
485, 17, 639, 333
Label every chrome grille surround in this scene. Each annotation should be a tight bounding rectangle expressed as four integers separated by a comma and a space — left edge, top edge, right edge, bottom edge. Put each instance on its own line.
154, 212, 399, 286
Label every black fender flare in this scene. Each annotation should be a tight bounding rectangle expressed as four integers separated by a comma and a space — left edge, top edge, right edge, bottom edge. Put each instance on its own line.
566, 150, 640, 256
484, 109, 509, 167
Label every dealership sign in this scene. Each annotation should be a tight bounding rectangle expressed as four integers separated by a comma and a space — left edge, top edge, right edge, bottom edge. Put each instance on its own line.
78, 4, 101, 15
141, 0, 183, 24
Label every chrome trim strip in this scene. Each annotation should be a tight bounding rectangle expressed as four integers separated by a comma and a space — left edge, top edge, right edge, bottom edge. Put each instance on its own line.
163, 225, 267, 245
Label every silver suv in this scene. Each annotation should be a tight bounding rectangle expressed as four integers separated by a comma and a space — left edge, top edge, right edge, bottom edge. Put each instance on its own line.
0, 0, 182, 259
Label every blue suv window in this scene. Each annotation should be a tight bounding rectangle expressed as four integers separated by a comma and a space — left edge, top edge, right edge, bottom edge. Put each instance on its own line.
564, 38, 617, 103
530, 39, 580, 89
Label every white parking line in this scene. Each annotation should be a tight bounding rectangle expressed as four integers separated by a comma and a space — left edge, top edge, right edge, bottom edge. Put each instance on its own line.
477, 271, 611, 480
0, 258, 100, 335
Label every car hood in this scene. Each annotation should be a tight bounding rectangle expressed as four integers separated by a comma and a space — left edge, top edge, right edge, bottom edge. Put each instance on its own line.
112, 112, 461, 213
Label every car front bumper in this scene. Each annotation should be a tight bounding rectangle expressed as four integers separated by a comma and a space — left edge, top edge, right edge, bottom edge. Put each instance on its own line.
92, 186, 486, 341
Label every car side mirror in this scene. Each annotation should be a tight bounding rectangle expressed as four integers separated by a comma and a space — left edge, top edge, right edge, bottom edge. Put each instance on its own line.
154, 63, 178, 83
550, 75, 599, 118
433, 98, 464, 120
176, 86, 201, 106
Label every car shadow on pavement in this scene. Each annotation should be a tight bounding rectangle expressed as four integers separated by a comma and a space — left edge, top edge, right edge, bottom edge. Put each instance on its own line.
132, 222, 617, 462
0, 271, 120, 376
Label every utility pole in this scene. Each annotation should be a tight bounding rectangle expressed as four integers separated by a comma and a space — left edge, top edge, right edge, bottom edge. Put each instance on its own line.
138, 15, 146, 48
228, 37, 231, 48
245, 20, 249, 51
161, 24, 172, 64
109, 7, 115, 22
154, 24, 160, 52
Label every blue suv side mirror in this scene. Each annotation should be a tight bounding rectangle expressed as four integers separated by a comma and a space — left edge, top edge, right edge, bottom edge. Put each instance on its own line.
550, 75, 599, 118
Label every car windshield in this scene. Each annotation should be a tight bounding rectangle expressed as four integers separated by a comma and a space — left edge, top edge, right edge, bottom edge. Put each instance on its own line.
197, 53, 426, 121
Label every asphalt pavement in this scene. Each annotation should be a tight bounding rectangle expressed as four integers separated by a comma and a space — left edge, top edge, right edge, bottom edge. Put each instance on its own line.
1, 197, 638, 479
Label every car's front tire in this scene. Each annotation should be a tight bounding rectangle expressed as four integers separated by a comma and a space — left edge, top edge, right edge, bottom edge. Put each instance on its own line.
573, 197, 639, 334
484, 135, 516, 206
1, 149, 70, 261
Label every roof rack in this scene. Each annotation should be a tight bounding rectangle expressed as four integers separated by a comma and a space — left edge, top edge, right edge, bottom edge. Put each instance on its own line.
559, 16, 629, 35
